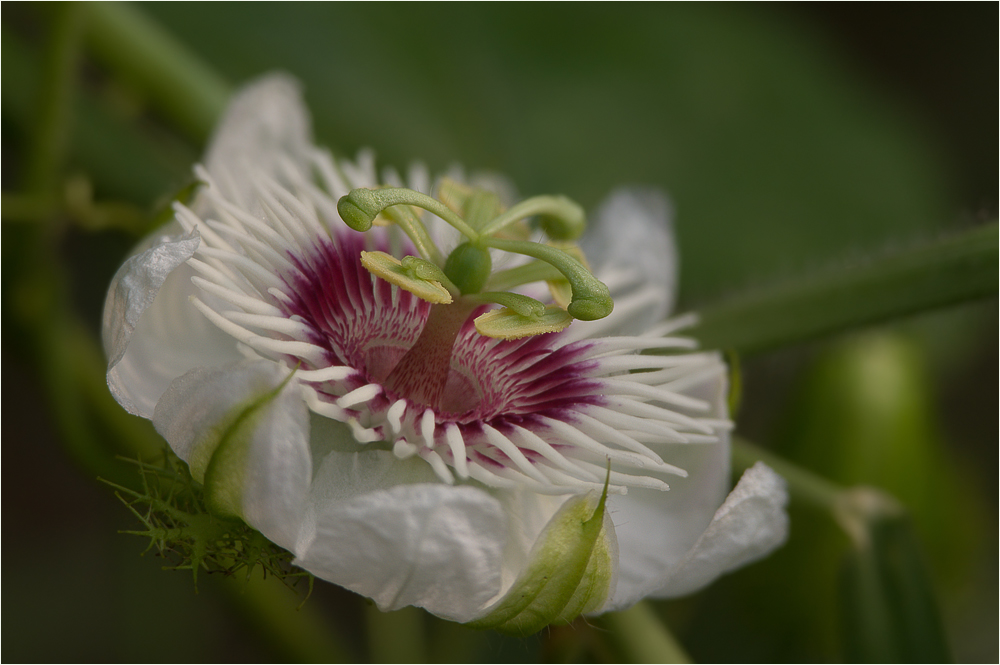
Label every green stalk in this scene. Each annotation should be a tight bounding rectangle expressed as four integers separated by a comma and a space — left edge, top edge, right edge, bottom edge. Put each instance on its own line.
365, 605, 426, 663
27, 1, 85, 195
85, 2, 231, 142
690, 223, 998, 356
599, 601, 691, 663
225, 571, 355, 663
731, 437, 842, 512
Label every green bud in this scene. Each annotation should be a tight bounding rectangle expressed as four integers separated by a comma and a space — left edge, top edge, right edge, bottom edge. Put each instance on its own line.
468, 474, 613, 635
444, 242, 492, 295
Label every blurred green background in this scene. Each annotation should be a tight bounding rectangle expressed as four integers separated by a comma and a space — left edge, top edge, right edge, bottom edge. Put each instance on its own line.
2, 3, 996, 662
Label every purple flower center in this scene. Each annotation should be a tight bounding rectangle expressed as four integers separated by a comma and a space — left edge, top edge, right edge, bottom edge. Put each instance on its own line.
281, 230, 601, 426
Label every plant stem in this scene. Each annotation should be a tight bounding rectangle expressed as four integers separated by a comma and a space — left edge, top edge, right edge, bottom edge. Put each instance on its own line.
365, 604, 427, 663
690, 223, 998, 356
600, 601, 692, 663
85, 2, 231, 142
225, 570, 355, 663
732, 437, 842, 512
27, 1, 85, 194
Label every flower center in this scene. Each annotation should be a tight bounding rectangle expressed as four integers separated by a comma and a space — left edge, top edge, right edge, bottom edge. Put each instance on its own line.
336, 180, 615, 341
382, 300, 479, 412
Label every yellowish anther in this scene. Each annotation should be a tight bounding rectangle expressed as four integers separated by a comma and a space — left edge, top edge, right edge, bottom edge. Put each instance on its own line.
475, 305, 574, 340
359, 251, 453, 304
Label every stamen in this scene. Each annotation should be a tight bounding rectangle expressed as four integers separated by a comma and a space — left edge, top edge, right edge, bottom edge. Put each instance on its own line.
378, 203, 445, 265
359, 251, 454, 304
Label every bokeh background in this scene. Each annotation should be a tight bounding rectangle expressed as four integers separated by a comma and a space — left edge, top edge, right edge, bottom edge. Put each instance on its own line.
3, 3, 996, 662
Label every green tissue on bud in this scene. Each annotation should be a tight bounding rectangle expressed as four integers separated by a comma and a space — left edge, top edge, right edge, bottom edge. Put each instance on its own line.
444, 242, 492, 295
468, 476, 614, 635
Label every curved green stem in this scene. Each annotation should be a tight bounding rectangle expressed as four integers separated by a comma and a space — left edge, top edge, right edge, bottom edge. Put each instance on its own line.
339, 187, 478, 241
481, 236, 612, 320
479, 194, 584, 240
471, 291, 546, 317
485, 260, 565, 292
382, 204, 445, 265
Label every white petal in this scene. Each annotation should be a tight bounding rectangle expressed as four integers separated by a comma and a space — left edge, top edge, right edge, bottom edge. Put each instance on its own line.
200, 72, 312, 213
580, 187, 677, 335
651, 461, 789, 598
152, 360, 312, 551
103, 226, 242, 418
295, 451, 507, 622
601, 367, 733, 610
603, 436, 731, 611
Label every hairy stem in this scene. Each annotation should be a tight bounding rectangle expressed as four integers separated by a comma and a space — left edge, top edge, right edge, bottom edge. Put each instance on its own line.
690, 223, 998, 355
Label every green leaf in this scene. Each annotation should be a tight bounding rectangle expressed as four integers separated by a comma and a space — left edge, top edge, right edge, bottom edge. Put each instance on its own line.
469, 482, 612, 635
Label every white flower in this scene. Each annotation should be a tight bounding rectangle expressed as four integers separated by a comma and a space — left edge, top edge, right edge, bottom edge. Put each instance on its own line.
103, 74, 788, 629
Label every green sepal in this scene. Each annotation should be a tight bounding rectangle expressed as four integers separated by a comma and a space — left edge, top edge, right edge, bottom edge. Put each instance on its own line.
188, 372, 293, 520
468, 479, 614, 636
